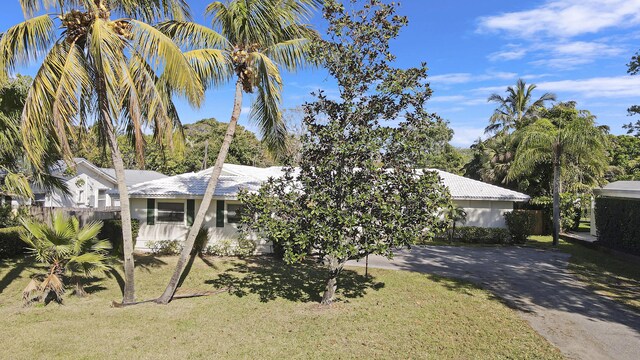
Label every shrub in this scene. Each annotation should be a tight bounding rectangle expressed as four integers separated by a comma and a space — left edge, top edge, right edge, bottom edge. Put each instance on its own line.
0, 226, 26, 259
504, 211, 535, 244
0, 204, 20, 227
595, 197, 640, 255
531, 194, 586, 232
450, 226, 512, 244
99, 219, 140, 257
202, 237, 256, 257
148, 240, 183, 256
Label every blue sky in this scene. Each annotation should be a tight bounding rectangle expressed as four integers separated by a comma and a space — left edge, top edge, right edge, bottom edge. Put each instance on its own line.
2, 0, 640, 147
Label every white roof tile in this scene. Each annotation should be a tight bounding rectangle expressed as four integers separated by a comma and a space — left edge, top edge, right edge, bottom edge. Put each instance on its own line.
128, 164, 529, 202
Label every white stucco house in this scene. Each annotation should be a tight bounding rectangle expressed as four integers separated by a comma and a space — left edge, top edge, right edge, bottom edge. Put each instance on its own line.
30, 158, 167, 209
127, 164, 530, 253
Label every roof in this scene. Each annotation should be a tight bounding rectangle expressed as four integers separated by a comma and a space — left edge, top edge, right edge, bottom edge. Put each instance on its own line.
128, 164, 529, 202
100, 168, 167, 187
426, 169, 530, 202
594, 181, 640, 200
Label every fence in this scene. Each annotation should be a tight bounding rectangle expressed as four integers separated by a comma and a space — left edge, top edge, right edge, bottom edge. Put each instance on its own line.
28, 207, 121, 226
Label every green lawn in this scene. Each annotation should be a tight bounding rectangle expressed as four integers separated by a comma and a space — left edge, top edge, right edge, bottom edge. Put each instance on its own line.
527, 236, 640, 312
0, 255, 561, 359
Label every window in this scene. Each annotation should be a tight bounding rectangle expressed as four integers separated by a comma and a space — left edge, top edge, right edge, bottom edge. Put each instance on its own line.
98, 190, 107, 208
157, 202, 185, 223
227, 203, 242, 224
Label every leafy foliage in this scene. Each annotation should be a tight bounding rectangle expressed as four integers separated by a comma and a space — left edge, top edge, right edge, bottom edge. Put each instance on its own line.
608, 135, 640, 181
239, 0, 452, 304
447, 226, 512, 245
595, 197, 640, 255
0, 226, 26, 259
148, 240, 183, 256
99, 218, 140, 257
625, 50, 640, 136
20, 212, 112, 304
504, 210, 535, 244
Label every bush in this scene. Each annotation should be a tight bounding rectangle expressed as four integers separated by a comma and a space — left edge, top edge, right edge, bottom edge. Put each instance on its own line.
148, 240, 183, 256
99, 219, 140, 257
504, 211, 535, 244
0, 226, 26, 259
531, 194, 586, 232
202, 237, 257, 257
449, 226, 512, 244
0, 204, 21, 228
595, 197, 640, 255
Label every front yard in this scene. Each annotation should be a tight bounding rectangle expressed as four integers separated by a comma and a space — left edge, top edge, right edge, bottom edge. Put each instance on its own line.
0, 255, 561, 359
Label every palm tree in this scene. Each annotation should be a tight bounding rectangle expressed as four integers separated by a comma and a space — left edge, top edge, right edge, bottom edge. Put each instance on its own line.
21, 211, 112, 304
155, 0, 319, 304
508, 102, 609, 245
486, 79, 556, 135
0, 0, 203, 304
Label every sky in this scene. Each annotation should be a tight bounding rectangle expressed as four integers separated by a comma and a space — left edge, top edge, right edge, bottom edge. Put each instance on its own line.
2, 0, 640, 147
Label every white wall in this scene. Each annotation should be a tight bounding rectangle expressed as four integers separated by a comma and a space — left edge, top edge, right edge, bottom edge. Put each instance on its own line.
132, 198, 272, 254
454, 199, 514, 228
36, 163, 115, 208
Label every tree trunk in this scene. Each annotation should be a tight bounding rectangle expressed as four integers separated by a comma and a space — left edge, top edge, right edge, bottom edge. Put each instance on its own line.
321, 256, 345, 305
156, 78, 244, 304
98, 75, 136, 304
552, 151, 561, 246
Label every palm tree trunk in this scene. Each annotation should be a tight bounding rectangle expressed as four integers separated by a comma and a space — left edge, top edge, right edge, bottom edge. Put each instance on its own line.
97, 75, 136, 303
552, 151, 561, 246
156, 78, 244, 304
321, 256, 345, 305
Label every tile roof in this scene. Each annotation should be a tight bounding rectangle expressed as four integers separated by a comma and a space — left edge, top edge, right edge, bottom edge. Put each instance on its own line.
128, 164, 529, 202
427, 169, 530, 201
99, 168, 167, 186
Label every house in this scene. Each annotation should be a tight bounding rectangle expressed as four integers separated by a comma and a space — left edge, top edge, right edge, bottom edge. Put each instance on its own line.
127, 164, 530, 253
590, 181, 640, 240
32, 158, 167, 209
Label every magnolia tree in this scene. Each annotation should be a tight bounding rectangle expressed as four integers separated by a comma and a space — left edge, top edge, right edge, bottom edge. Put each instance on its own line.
238, 0, 452, 305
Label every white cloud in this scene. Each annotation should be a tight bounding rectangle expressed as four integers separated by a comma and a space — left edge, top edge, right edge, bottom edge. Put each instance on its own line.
240, 106, 251, 115
429, 95, 467, 103
451, 126, 486, 147
429, 71, 517, 85
478, 0, 640, 39
474, 75, 640, 99
536, 76, 640, 98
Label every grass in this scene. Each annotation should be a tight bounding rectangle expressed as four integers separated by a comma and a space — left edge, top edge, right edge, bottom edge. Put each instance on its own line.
527, 235, 640, 312
0, 255, 562, 359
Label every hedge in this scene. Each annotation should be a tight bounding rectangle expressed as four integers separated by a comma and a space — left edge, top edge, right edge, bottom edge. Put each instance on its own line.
426, 226, 512, 245
0, 226, 26, 259
99, 219, 140, 257
595, 197, 640, 255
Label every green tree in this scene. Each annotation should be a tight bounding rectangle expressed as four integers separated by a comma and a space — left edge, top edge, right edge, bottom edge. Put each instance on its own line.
624, 50, 640, 136
608, 135, 640, 180
0, 0, 203, 304
239, 0, 452, 304
155, 0, 319, 304
21, 212, 112, 304
0, 75, 65, 199
508, 102, 609, 245
486, 79, 556, 135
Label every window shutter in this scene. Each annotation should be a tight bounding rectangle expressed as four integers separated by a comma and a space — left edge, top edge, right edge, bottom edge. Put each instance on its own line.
216, 200, 224, 228
147, 199, 155, 225
187, 199, 195, 226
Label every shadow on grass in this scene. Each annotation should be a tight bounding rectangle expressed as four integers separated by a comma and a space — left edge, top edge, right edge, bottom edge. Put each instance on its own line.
206, 256, 384, 303
108, 254, 169, 296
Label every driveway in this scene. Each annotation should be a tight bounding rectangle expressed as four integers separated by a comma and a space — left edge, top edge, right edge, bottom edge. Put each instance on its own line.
347, 246, 640, 360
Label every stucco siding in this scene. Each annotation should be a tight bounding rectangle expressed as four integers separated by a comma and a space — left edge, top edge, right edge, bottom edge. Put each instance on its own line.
454, 200, 513, 228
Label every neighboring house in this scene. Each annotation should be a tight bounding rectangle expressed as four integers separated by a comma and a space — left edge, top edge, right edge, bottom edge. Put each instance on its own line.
591, 181, 640, 236
128, 164, 530, 253
32, 158, 167, 209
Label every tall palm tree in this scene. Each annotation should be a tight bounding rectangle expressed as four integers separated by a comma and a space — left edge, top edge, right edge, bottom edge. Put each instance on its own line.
0, 0, 204, 304
155, 0, 319, 304
486, 79, 556, 135
508, 102, 609, 245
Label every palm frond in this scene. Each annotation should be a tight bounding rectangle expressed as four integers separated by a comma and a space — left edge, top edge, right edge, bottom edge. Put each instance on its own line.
250, 51, 286, 151
183, 48, 233, 89
156, 20, 230, 50
0, 14, 55, 84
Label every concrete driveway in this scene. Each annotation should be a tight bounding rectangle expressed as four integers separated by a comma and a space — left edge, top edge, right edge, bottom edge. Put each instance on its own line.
347, 246, 640, 360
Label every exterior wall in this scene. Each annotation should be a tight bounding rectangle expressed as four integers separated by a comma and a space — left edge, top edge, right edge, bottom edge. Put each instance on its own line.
36, 163, 115, 209
454, 199, 514, 228
131, 198, 272, 254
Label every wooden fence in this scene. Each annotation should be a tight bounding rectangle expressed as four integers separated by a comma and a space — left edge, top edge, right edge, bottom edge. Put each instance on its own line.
28, 207, 121, 226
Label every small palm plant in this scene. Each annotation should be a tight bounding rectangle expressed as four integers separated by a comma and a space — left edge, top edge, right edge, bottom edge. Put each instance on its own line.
446, 204, 467, 242
21, 212, 112, 305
